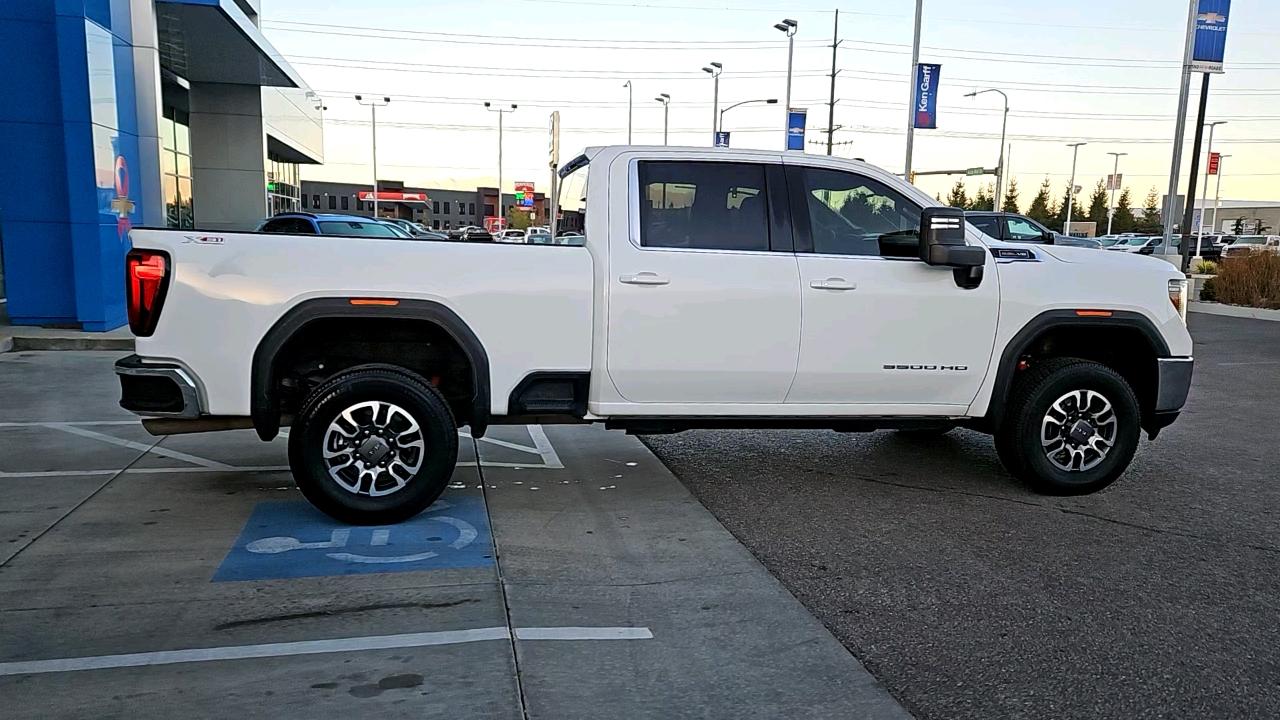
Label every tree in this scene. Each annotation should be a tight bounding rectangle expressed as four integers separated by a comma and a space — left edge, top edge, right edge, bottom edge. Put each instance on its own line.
505, 206, 533, 230
1112, 188, 1136, 234
1137, 187, 1163, 234
972, 183, 994, 211
1086, 179, 1109, 233
946, 181, 970, 210
1026, 177, 1054, 228
1054, 184, 1085, 233
1002, 177, 1020, 213
1232, 216, 1246, 235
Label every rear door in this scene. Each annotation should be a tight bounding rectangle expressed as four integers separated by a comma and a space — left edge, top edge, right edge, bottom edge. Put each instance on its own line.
783, 163, 999, 408
605, 159, 801, 404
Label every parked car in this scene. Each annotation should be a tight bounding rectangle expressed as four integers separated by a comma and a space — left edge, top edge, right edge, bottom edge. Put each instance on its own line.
498, 229, 527, 243
965, 211, 1101, 249
382, 218, 446, 240
1184, 234, 1224, 261
257, 213, 412, 238
1222, 235, 1280, 259
555, 231, 586, 246
460, 226, 493, 242
1108, 236, 1160, 253
526, 230, 553, 245
119, 145, 1192, 524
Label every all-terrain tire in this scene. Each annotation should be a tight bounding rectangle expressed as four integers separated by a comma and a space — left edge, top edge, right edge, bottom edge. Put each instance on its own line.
995, 358, 1141, 496
289, 364, 458, 525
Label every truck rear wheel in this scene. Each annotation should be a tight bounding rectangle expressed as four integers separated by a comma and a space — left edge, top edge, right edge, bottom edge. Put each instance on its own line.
288, 365, 458, 525
995, 358, 1141, 496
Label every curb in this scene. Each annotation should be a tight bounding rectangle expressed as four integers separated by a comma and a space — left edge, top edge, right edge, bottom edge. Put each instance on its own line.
0, 336, 12, 353
0, 335, 135, 352
1188, 302, 1280, 322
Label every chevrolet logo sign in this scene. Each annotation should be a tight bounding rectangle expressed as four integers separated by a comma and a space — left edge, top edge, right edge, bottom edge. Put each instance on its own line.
110, 196, 135, 216
1197, 12, 1226, 24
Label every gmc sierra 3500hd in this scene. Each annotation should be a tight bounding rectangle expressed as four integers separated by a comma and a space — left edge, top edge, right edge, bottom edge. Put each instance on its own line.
116, 147, 1193, 524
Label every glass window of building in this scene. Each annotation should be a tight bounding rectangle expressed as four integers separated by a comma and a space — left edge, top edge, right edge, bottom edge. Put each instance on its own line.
328, 195, 337, 210
266, 152, 302, 217
341, 195, 349, 210
469, 202, 476, 215
313, 194, 320, 209
161, 107, 195, 229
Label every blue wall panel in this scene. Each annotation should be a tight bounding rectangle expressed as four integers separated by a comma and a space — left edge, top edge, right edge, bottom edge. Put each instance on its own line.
0, 221, 78, 322
0, 20, 64, 125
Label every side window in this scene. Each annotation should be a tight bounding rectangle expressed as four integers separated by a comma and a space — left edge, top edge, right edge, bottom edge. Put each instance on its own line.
799, 167, 921, 257
968, 216, 1000, 239
638, 161, 769, 251
261, 218, 315, 234
1005, 217, 1045, 242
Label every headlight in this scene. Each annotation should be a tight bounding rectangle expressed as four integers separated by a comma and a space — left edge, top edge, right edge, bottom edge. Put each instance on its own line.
1169, 278, 1188, 323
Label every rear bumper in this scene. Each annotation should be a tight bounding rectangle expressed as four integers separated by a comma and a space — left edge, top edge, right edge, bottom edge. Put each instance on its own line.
115, 355, 202, 419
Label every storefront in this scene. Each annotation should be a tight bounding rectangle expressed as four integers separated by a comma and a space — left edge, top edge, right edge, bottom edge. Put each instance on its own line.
0, 0, 323, 330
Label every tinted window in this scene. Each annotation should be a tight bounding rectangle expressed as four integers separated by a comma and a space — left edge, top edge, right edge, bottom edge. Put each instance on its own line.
317, 221, 400, 237
800, 167, 920, 257
638, 161, 769, 251
260, 217, 315, 234
328, 196, 336, 210
341, 195, 349, 210
1005, 216, 1045, 242
968, 216, 1000, 238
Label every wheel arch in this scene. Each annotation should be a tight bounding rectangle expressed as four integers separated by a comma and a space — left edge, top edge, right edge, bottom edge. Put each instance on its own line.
251, 298, 491, 441
986, 310, 1171, 434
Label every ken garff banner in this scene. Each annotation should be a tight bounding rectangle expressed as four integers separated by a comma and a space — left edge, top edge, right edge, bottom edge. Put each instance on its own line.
786, 108, 807, 151
1191, 0, 1231, 74
913, 63, 941, 129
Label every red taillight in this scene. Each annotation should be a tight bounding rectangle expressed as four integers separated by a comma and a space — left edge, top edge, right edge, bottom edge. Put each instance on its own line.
126, 250, 170, 336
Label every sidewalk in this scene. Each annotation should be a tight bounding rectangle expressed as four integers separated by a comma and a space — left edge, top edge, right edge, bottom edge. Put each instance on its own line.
1188, 301, 1280, 322
0, 302, 135, 352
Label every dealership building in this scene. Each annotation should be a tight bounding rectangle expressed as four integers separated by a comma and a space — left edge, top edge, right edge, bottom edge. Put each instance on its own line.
0, 0, 322, 330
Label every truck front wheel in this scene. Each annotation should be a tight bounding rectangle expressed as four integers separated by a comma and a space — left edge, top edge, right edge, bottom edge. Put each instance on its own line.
995, 358, 1141, 496
288, 365, 458, 525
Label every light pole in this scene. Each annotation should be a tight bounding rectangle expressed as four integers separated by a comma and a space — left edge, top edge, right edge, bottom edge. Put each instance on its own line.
355, 94, 390, 218
623, 81, 633, 144
903, 0, 924, 180
1106, 151, 1128, 236
773, 19, 797, 150
484, 102, 517, 225
1211, 153, 1230, 237
1064, 142, 1087, 237
720, 99, 778, 135
655, 94, 670, 145
964, 88, 1008, 209
1198, 121, 1227, 250
703, 62, 722, 141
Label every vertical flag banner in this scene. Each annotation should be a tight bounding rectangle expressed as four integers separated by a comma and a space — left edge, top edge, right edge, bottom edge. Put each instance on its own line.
913, 64, 941, 129
1207, 152, 1221, 175
715, 131, 730, 148
1191, 0, 1231, 74
786, 109, 807, 151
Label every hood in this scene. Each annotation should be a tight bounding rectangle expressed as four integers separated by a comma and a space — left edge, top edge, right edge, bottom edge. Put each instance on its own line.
1039, 244, 1180, 272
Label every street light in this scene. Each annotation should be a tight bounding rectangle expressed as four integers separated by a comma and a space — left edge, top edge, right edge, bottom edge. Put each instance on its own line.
702, 62, 722, 141
1211, 153, 1230, 237
720, 99, 778, 134
1105, 152, 1128, 236
623, 81, 633, 144
655, 94, 670, 145
774, 18, 797, 150
484, 102, 517, 223
964, 88, 1008, 209
1064, 142, 1087, 237
1198, 121, 1227, 251
354, 94, 390, 218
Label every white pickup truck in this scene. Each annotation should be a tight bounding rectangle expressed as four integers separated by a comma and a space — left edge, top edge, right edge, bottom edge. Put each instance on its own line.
117, 146, 1193, 524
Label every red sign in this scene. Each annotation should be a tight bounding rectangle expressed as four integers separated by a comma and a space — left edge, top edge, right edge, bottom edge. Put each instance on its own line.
484, 216, 507, 234
357, 191, 429, 202
1207, 152, 1221, 175
514, 182, 535, 208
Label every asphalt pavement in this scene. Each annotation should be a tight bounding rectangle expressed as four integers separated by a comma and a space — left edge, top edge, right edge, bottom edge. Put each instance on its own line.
643, 313, 1280, 720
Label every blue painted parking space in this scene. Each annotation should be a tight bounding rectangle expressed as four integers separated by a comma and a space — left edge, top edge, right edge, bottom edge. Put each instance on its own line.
212, 494, 494, 582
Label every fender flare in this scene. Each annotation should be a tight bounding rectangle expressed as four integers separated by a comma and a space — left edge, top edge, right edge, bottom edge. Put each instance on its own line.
985, 309, 1171, 432
250, 298, 491, 440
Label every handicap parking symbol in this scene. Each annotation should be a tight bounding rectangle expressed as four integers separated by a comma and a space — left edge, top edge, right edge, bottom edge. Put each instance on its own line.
212, 495, 494, 582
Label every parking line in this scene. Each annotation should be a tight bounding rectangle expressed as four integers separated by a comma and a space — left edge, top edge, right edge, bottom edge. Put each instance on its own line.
0, 626, 653, 676
43, 423, 234, 470
526, 425, 564, 469
0, 467, 289, 479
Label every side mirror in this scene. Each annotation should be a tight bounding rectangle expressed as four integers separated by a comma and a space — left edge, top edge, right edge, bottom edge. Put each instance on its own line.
919, 207, 986, 289
1044, 231, 1056, 245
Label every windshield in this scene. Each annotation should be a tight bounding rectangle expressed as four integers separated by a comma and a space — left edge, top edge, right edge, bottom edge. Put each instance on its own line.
1124, 237, 1152, 246
1234, 236, 1266, 245
317, 221, 402, 237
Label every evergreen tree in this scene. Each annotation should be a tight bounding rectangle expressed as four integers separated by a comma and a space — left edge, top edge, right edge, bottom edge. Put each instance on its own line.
1054, 184, 1085, 233
1232, 216, 1246, 235
972, 183, 994, 211
1002, 177, 1020, 213
1086, 179, 1110, 233
946, 181, 970, 209
1112, 188, 1136, 234
1138, 187, 1163, 234
1026, 177, 1054, 228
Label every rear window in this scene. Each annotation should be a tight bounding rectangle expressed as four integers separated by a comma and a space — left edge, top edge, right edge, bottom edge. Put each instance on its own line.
260, 217, 315, 234
317, 221, 400, 237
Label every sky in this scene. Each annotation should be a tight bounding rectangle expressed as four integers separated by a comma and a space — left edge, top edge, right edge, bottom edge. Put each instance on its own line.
260, 0, 1280, 210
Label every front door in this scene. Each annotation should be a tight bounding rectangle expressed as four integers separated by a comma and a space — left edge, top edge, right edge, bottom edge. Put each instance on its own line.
784, 164, 999, 408
606, 159, 801, 404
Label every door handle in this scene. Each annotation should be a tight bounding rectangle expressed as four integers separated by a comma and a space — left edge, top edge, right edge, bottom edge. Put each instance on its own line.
619, 273, 670, 286
810, 278, 856, 291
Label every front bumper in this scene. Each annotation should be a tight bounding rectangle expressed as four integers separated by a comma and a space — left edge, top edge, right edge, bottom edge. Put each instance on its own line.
1146, 357, 1193, 438
115, 355, 202, 418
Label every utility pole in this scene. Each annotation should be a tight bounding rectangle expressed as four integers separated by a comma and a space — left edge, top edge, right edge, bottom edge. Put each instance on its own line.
549, 111, 560, 237
485, 102, 517, 225
623, 81, 632, 144
964, 88, 1008, 210
1106, 151, 1127, 236
1163, 0, 1199, 259
1065, 142, 1087, 237
703, 62, 722, 141
355, 95, 390, 218
1179, 75, 1210, 271
903, 0, 923, 180
826, 10, 840, 156
774, 19, 798, 150
1197, 121, 1226, 254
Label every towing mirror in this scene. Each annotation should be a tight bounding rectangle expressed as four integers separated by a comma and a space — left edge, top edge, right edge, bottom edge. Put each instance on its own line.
919, 207, 982, 267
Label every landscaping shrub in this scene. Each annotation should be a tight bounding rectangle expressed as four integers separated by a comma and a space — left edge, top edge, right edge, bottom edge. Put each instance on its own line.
1193, 259, 1218, 275
1214, 252, 1280, 309
1200, 277, 1217, 302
